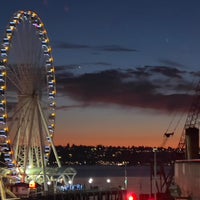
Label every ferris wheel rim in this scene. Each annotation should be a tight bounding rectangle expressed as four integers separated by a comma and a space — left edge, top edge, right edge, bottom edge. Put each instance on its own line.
0, 10, 57, 170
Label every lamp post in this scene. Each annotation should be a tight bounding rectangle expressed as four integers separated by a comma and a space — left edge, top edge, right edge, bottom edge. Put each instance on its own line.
106, 178, 111, 189
153, 148, 157, 200
124, 162, 128, 190
88, 177, 93, 189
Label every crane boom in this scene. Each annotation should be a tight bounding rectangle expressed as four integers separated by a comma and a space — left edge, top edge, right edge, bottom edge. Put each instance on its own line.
177, 80, 200, 150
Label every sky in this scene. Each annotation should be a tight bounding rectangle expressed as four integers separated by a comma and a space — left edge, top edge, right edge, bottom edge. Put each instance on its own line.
1, 0, 200, 147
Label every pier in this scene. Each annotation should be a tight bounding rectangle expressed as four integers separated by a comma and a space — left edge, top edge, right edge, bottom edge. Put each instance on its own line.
24, 189, 127, 200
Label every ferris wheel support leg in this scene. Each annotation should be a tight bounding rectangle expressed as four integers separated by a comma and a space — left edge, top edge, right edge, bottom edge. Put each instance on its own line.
37, 105, 49, 192
37, 101, 61, 167
0, 177, 7, 200
0, 177, 20, 200
37, 101, 68, 186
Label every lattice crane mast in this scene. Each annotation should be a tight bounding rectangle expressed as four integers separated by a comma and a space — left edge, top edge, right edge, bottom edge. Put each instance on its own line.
177, 80, 200, 151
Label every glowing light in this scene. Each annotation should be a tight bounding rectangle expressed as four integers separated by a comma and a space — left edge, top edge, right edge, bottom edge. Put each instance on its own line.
48, 57, 53, 62
1, 100, 6, 104
88, 178, 93, 184
29, 180, 36, 189
31, 13, 37, 18
51, 113, 56, 117
127, 192, 137, 200
106, 178, 111, 183
47, 181, 51, 185
2, 71, 6, 76
6, 139, 10, 144
3, 59, 7, 63
10, 26, 15, 31
1, 85, 6, 90
50, 67, 54, 72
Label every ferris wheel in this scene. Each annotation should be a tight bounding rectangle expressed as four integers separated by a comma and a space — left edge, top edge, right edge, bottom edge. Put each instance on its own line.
0, 10, 61, 182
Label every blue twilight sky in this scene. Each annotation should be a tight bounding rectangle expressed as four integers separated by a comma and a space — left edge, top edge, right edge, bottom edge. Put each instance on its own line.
1, 0, 200, 147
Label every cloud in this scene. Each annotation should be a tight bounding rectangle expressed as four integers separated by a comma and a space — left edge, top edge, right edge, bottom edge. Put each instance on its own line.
159, 59, 185, 68
149, 66, 185, 79
56, 104, 90, 110
71, 62, 113, 68
56, 66, 195, 112
53, 41, 138, 52
95, 45, 137, 52
123, 65, 185, 80
56, 64, 81, 71
86, 62, 113, 66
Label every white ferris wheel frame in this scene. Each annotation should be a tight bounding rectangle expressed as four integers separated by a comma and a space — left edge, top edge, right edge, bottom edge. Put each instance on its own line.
0, 10, 61, 184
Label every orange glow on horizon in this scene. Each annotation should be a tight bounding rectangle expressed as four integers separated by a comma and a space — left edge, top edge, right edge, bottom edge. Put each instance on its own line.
54, 101, 185, 148
53, 130, 179, 148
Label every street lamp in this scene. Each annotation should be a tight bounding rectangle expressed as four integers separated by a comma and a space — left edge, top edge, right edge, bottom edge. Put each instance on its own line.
124, 161, 128, 190
106, 178, 111, 189
88, 177, 93, 189
153, 147, 157, 200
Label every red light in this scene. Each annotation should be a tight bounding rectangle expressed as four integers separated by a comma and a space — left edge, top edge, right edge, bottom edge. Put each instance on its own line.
127, 192, 137, 200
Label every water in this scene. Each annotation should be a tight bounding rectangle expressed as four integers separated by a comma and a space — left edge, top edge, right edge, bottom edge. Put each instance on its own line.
72, 165, 153, 196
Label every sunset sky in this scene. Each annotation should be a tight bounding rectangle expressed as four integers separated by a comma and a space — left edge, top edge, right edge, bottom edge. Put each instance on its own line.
1, 0, 200, 147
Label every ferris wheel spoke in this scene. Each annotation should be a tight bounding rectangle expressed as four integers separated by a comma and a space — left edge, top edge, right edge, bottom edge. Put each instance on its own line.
23, 104, 38, 171
12, 100, 40, 166
6, 78, 23, 94
7, 97, 31, 128
11, 108, 33, 164
7, 65, 31, 94
7, 64, 40, 95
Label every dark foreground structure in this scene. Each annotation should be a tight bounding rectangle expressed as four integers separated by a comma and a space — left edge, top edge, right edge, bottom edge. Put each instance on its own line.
25, 189, 127, 200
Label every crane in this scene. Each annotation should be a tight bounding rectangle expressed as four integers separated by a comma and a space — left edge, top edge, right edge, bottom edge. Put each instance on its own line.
160, 132, 174, 147
177, 80, 200, 155
160, 110, 181, 148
